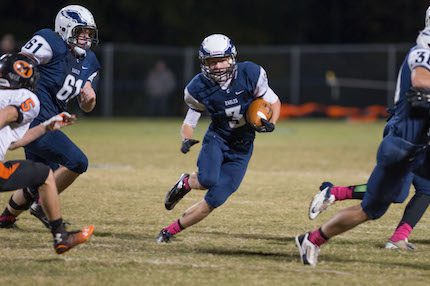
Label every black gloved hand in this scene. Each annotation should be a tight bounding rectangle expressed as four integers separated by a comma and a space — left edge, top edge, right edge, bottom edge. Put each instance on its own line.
406, 87, 430, 109
180, 139, 200, 154
254, 118, 275, 133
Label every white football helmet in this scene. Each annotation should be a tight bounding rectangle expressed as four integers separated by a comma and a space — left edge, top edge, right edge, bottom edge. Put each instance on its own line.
199, 34, 237, 82
426, 6, 430, 27
416, 27, 430, 49
55, 5, 98, 58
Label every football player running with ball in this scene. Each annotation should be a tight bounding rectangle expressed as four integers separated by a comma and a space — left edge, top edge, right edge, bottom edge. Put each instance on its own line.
157, 34, 281, 243
296, 28, 430, 266
0, 5, 100, 228
0, 53, 93, 254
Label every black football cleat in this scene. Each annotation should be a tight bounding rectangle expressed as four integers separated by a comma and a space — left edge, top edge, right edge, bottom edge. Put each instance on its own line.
0, 215, 17, 228
164, 173, 190, 210
156, 229, 173, 244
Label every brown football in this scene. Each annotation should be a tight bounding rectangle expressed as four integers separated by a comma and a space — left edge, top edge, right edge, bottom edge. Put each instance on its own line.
246, 98, 273, 128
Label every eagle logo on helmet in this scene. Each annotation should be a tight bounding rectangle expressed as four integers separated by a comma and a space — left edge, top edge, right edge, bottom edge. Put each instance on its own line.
61, 10, 88, 25
55, 5, 99, 59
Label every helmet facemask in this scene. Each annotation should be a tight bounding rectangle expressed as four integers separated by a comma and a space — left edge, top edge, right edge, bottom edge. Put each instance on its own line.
68, 26, 98, 49
67, 26, 98, 59
201, 55, 236, 83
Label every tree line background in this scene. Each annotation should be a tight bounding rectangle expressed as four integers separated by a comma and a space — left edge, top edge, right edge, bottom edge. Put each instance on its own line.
0, 0, 428, 45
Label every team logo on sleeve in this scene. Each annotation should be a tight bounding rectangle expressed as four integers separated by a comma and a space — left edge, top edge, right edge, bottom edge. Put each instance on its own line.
13, 61, 34, 79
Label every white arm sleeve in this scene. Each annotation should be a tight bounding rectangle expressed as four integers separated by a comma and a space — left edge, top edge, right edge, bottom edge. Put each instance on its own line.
408, 48, 430, 72
254, 67, 269, 97
184, 88, 205, 112
21, 35, 53, 65
262, 87, 279, 104
254, 67, 279, 104
183, 108, 202, 128
88, 71, 98, 82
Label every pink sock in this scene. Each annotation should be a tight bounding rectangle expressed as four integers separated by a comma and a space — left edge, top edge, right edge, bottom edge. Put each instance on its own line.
330, 186, 353, 201
308, 229, 328, 247
164, 219, 184, 236
390, 222, 413, 242
183, 176, 191, 191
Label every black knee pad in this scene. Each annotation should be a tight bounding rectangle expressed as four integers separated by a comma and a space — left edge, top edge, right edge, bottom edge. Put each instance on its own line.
8, 194, 32, 211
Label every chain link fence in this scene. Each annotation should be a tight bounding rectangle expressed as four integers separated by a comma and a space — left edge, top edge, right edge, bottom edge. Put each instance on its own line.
89, 43, 411, 117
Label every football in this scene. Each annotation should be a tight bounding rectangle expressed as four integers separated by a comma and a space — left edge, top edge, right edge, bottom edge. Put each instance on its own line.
246, 98, 273, 128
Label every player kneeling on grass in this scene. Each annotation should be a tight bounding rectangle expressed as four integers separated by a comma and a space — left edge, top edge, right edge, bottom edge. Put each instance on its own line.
296, 27, 430, 266
156, 34, 281, 243
0, 53, 93, 254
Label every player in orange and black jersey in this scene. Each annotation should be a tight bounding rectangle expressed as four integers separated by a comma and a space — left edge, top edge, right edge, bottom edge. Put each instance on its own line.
0, 53, 93, 254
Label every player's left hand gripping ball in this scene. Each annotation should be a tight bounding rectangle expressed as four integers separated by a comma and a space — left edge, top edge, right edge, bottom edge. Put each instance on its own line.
181, 139, 200, 154
256, 118, 275, 133
246, 98, 274, 133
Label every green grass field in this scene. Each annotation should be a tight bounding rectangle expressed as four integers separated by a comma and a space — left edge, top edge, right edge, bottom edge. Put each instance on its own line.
1, 118, 429, 285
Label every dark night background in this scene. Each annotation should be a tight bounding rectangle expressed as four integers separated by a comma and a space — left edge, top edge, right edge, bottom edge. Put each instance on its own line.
1, 0, 429, 117
0, 0, 428, 45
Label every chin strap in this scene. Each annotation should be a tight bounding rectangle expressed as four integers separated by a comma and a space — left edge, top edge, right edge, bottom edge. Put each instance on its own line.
72, 46, 87, 59
67, 37, 88, 59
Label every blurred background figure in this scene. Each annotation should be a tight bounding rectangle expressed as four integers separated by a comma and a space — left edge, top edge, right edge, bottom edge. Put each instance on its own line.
144, 60, 176, 116
0, 34, 17, 55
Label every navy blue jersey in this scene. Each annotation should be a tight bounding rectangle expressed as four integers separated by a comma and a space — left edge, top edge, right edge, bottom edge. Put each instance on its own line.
388, 45, 430, 144
185, 61, 269, 144
21, 29, 100, 123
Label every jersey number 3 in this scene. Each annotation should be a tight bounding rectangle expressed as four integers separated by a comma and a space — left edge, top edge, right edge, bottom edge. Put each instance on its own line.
225, 106, 246, 128
56, 74, 84, 101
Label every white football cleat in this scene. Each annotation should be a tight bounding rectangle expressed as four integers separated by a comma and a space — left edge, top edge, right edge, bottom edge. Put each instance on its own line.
309, 182, 335, 220
295, 233, 320, 266
384, 239, 416, 251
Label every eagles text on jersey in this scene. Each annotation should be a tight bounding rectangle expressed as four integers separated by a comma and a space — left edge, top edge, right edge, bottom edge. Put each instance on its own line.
185, 61, 270, 143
